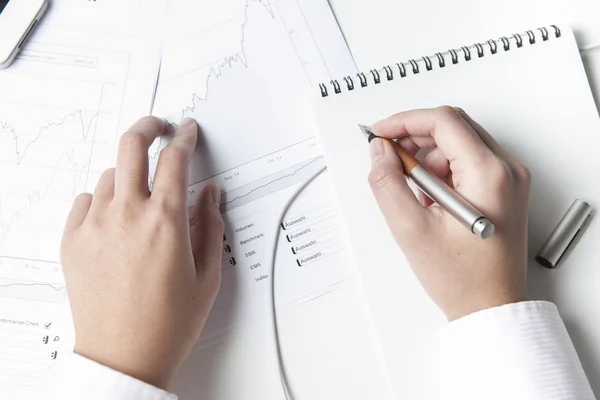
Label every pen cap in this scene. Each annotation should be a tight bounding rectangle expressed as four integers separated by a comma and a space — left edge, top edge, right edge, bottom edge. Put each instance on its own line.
535, 199, 593, 269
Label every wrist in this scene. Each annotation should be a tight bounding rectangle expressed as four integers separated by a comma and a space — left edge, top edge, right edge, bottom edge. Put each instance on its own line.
445, 292, 527, 322
74, 342, 173, 390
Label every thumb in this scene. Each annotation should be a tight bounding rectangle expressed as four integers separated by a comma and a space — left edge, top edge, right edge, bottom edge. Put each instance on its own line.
368, 138, 430, 246
191, 184, 225, 286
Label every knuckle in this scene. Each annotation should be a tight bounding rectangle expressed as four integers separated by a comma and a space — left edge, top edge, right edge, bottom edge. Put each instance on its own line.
151, 182, 187, 211
512, 162, 531, 184
154, 192, 185, 216
139, 115, 161, 125
214, 214, 225, 236
494, 160, 513, 180
436, 105, 460, 118
398, 137, 419, 154
453, 106, 466, 115
159, 147, 186, 166
487, 160, 513, 188
98, 168, 116, 186
206, 210, 225, 237
156, 213, 177, 233
74, 192, 93, 204
115, 200, 138, 221
151, 194, 179, 217
148, 208, 179, 239
103, 201, 140, 239
195, 208, 225, 238
368, 164, 402, 193
101, 168, 116, 178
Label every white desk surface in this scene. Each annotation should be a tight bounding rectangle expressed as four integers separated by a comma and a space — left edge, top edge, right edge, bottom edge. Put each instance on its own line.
176, 2, 600, 399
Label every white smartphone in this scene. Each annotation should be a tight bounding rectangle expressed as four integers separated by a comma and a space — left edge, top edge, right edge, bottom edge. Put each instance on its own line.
0, 0, 48, 69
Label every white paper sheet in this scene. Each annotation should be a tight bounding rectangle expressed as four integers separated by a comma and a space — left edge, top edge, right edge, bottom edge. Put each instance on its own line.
151, 2, 397, 398
151, 0, 359, 338
0, 1, 166, 396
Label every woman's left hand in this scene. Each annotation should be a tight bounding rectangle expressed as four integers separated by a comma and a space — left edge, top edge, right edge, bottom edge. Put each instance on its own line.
61, 116, 224, 389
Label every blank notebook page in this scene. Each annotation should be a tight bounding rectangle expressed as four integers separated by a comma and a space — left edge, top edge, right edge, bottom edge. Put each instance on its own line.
313, 27, 600, 398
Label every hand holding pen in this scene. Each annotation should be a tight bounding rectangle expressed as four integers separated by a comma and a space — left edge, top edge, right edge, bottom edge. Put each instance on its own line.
366, 106, 531, 321
360, 124, 495, 239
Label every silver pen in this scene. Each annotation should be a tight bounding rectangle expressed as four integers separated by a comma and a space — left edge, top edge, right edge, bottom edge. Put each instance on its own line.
359, 124, 495, 239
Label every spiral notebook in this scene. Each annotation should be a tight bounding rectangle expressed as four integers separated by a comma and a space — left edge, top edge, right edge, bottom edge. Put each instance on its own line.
312, 26, 600, 398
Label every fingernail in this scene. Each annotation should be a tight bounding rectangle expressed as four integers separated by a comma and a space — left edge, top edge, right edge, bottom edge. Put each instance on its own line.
369, 138, 384, 164
178, 117, 195, 131
210, 184, 221, 205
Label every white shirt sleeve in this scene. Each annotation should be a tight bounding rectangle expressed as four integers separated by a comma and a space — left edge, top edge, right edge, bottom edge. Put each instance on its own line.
40, 352, 177, 400
40, 301, 594, 400
437, 301, 596, 400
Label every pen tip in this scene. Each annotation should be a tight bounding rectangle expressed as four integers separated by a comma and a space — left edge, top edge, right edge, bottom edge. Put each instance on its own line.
358, 124, 376, 142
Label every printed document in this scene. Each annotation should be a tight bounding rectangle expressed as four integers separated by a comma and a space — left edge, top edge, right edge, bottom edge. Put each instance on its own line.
0, 0, 165, 396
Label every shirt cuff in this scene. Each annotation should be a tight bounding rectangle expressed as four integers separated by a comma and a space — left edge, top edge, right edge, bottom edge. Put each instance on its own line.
437, 301, 595, 400
40, 351, 177, 400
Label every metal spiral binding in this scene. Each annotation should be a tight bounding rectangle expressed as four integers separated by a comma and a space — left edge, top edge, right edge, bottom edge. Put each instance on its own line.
435, 53, 445, 68
461, 46, 472, 61
449, 49, 458, 64
474, 42, 484, 58
383, 65, 393, 80
319, 25, 561, 97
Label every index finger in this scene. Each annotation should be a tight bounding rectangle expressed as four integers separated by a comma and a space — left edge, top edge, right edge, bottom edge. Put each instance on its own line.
115, 117, 168, 200
151, 118, 198, 206
372, 106, 494, 171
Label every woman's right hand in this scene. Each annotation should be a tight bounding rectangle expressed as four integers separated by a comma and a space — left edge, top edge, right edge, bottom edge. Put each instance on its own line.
368, 106, 531, 321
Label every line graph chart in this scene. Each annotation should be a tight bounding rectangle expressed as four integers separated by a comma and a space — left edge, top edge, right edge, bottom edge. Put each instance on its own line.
0, 2, 167, 396
1, 108, 100, 166
150, 0, 359, 361
0, 48, 131, 298
0, 256, 65, 304
152, 0, 355, 211
150, 0, 285, 161
0, 279, 66, 304
220, 156, 324, 211
154, 0, 335, 114
0, 96, 103, 245
0, 81, 103, 262
184, 135, 323, 213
